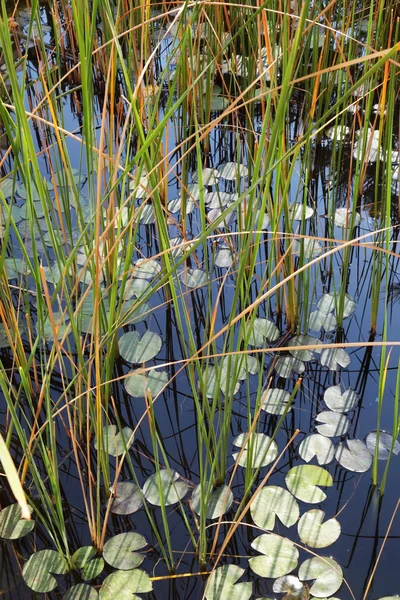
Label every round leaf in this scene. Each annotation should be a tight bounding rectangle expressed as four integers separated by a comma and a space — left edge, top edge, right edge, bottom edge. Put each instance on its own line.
261, 388, 292, 415
298, 509, 341, 548
103, 532, 146, 570
232, 433, 278, 468
111, 481, 143, 515
335, 439, 372, 472
81, 557, 104, 581
324, 385, 358, 412
315, 411, 350, 437
250, 486, 299, 530
205, 565, 252, 600
125, 369, 168, 398
299, 556, 343, 597
22, 549, 69, 593
285, 465, 333, 503
63, 584, 99, 600
365, 431, 400, 460
273, 575, 306, 597
320, 348, 351, 370
0, 504, 34, 540
143, 470, 189, 506
249, 533, 299, 578
119, 330, 162, 364
99, 569, 152, 600
298, 434, 335, 465
94, 425, 134, 457
191, 483, 233, 519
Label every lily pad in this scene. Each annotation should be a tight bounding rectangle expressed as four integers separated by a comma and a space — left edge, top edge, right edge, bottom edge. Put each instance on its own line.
298, 434, 335, 465
298, 556, 343, 597
318, 292, 356, 318
335, 439, 372, 472
288, 335, 321, 361
261, 388, 292, 415
181, 268, 207, 288
292, 237, 323, 259
0, 504, 34, 539
285, 465, 333, 503
63, 584, 99, 600
324, 385, 358, 412
308, 310, 337, 332
320, 348, 351, 370
249, 317, 280, 347
99, 569, 152, 600
111, 481, 143, 515
191, 483, 233, 519
22, 549, 69, 593
232, 433, 278, 468
288, 203, 314, 221
217, 162, 248, 181
133, 258, 161, 280
103, 532, 146, 570
315, 411, 350, 437
94, 425, 134, 457
192, 168, 219, 185
365, 431, 400, 460
249, 533, 299, 578
215, 248, 234, 268
250, 486, 299, 530
125, 369, 168, 398
205, 565, 252, 600
334, 208, 361, 228
143, 470, 189, 506
275, 356, 305, 379
119, 330, 162, 364
273, 575, 306, 597
298, 509, 341, 548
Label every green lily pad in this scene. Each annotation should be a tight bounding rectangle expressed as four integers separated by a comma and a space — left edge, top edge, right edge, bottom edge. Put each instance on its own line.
0, 324, 10, 349
63, 584, 99, 600
43, 311, 70, 341
250, 486, 299, 530
308, 310, 337, 332
0, 504, 34, 540
285, 465, 333, 503
317, 292, 356, 318
232, 433, 278, 468
275, 356, 305, 378
335, 439, 372, 472
181, 268, 207, 288
81, 558, 104, 581
320, 348, 351, 370
249, 318, 280, 348
215, 248, 234, 268
292, 237, 323, 259
315, 411, 350, 437
298, 556, 343, 597
298, 509, 341, 548
22, 549, 69, 593
298, 434, 335, 465
103, 532, 146, 570
94, 425, 134, 457
125, 369, 168, 398
288, 335, 321, 361
119, 331, 162, 364
192, 168, 219, 185
205, 565, 252, 600
111, 481, 143, 515
72, 546, 97, 567
133, 258, 161, 279
191, 483, 233, 519
323, 385, 358, 412
99, 569, 152, 600
143, 470, 189, 506
249, 533, 299, 578
261, 388, 292, 415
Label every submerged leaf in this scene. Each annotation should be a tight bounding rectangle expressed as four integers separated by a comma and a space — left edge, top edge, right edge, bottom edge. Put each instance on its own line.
143, 470, 188, 506
250, 486, 299, 530
298, 434, 335, 465
249, 533, 299, 578
205, 565, 252, 600
335, 440, 372, 472
232, 433, 278, 468
299, 556, 343, 597
315, 411, 350, 437
324, 385, 358, 412
99, 569, 152, 600
22, 549, 69, 593
298, 509, 341, 548
285, 465, 333, 504
0, 504, 34, 540
191, 483, 233, 519
103, 532, 146, 570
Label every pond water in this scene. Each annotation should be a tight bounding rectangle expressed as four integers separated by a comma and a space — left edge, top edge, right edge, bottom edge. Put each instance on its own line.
0, 1, 399, 599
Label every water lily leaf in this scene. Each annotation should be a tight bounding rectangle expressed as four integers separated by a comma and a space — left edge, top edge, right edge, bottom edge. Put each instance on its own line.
298, 434, 335, 465
299, 556, 343, 597
209, 94, 230, 111
168, 197, 195, 215
0, 177, 15, 198
288, 203, 314, 220
249, 533, 299, 578
273, 575, 306, 598
261, 388, 292, 415
72, 547, 97, 568
43, 311, 70, 341
232, 433, 278, 468
298, 509, 341, 548
285, 465, 333, 503
250, 486, 299, 530
308, 310, 337, 332
111, 481, 143, 515
334, 207, 361, 228
103, 532, 146, 570
99, 569, 152, 600
317, 292, 356, 318
0, 504, 34, 539
133, 258, 161, 280
63, 584, 99, 600
119, 331, 162, 364
191, 483, 233, 519
143, 470, 189, 506
205, 192, 236, 208
94, 425, 134, 457
292, 237, 323, 259
205, 565, 252, 600
203, 365, 241, 397
215, 248, 234, 268
335, 440, 372, 472
81, 558, 104, 581
0, 324, 10, 348
315, 411, 350, 437
181, 268, 207, 288
324, 385, 358, 412
249, 318, 280, 348
217, 162, 248, 180
320, 348, 351, 370
22, 549, 69, 593
3, 257, 30, 279
192, 167, 219, 185
275, 356, 305, 379
288, 335, 321, 361
125, 369, 168, 398
365, 431, 400, 460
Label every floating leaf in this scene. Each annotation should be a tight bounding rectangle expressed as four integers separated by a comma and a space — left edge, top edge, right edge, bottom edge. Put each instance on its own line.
192, 167, 219, 185
292, 237, 323, 259
250, 486, 299, 530
0, 324, 10, 348
298, 434, 335, 465
125, 369, 168, 398
181, 268, 207, 288
217, 162, 248, 181
205, 192, 236, 208
111, 482, 143, 515
289, 203, 314, 220
298, 509, 341, 548
335, 440, 372, 472
63, 584, 99, 600
103, 532, 146, 570
133, 258, 161, 279
191, 483, 233, 519
22, 549, 69, 593
288, 335, 321, 361
72, 547, 97, 568
334, 207, 361, 228
249, 533, 299, 578
308, 310, 337, 332
232, 433, 278, 468
315, 411, 350, 437
94, 425, 134, 457
43, 311, 70, 341
317, 292, 356, 318
0, 504, 34, 540
324, 385, 358, 412
365, 431, 400, 460
168, 197, 195, 215
143, 470, 188, 506
261, 388, 292, 415
99, 569, 152, 600
273, 575, 306, 598
215, 248, 234, 268
119, 331, 162, 364
285, 465, 333, 503
299, 556, 343, 597
205, 565, 252, 600
250, 317, 281, 347
275, 356, 305, 379
320, 348, 351, 370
